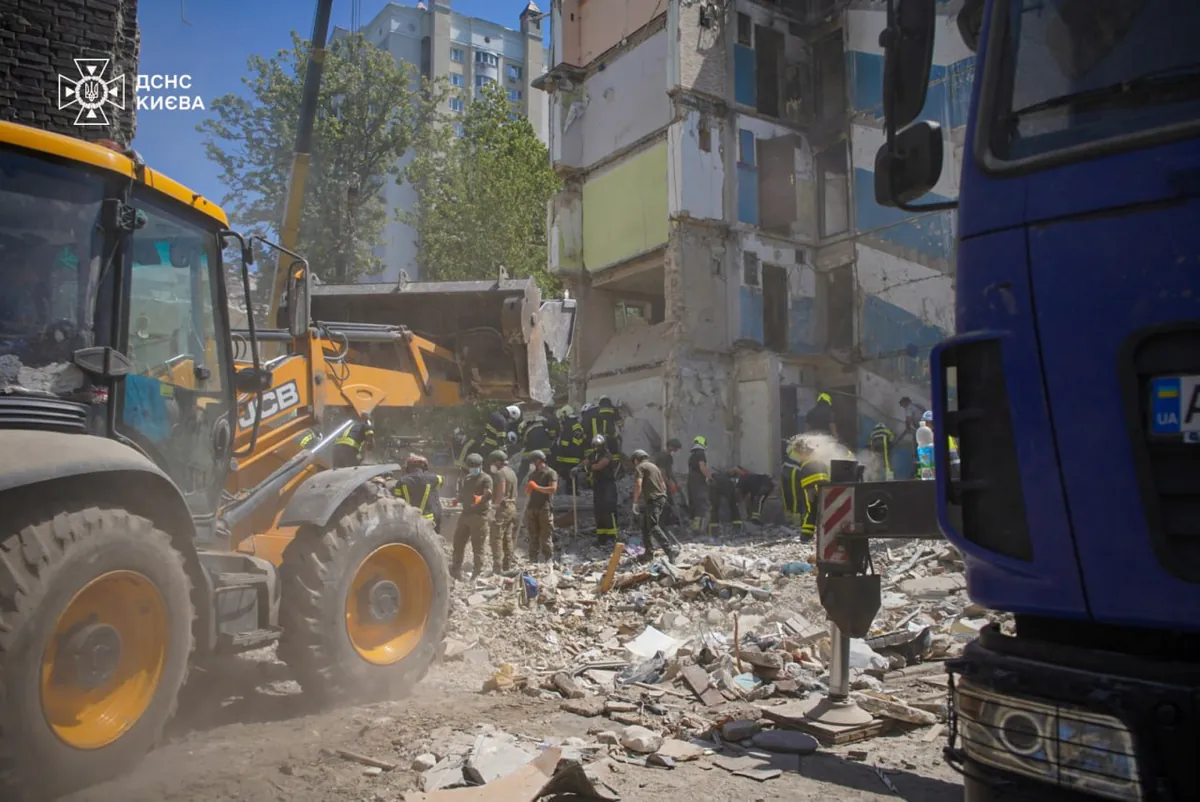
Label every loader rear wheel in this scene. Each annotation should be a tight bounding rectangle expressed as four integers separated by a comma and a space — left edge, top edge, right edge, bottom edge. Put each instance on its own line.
0, 506, 194, 801
278, 496, 450, 702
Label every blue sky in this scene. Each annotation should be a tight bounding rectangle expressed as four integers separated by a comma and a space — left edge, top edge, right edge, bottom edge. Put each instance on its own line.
135, 0, 544, 211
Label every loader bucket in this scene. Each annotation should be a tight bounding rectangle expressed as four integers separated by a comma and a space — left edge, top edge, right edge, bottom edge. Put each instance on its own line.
311, 278, 553, 405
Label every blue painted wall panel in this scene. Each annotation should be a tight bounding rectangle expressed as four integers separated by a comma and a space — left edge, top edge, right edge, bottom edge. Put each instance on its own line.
859, 294, 946, 359
739, 287, 764, 342
851, 51, 949, 123
738, 166, 759, 224
853, 168, 955, 262
734, 45, 756, 107
850, 50, 883, 115
787, 296, 817, 354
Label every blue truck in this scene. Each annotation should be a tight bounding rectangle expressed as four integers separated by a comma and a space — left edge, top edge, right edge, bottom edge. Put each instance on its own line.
873, 0, 1200, 799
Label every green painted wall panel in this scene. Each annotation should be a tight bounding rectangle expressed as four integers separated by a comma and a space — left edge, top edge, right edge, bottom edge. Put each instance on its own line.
582, 142, 669, 271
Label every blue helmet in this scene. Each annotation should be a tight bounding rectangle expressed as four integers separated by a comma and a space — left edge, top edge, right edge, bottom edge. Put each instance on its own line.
922, 410, 934, 422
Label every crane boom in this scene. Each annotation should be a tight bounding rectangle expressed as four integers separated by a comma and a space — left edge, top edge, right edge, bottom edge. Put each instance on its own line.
270, 0, 335, 326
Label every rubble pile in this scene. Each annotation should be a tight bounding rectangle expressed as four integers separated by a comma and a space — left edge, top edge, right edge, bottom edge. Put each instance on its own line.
415, 528, 1009, 794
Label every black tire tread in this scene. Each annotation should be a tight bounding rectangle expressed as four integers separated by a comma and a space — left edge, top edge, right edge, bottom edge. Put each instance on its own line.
0, 505, 197, 800
278, 494, 450, 702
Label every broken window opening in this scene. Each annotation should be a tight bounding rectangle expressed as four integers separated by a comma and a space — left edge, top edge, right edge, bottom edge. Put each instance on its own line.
762, 264, 788, 353
814, 32, 847, 127
737, 12, 753, 47
698, 123, 711, 152
614, 296, 665, 331
743, 252, 760, 286
754, 25, 783, 118
817, 142, 849, 238
825, 265, 853, 350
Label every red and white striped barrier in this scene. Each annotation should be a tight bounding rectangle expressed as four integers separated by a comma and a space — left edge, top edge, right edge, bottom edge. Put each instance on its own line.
817, 485, 854, 565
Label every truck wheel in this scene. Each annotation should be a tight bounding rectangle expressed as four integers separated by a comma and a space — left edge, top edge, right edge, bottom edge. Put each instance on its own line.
278, 496, 450, 702
0, 506, 195, 801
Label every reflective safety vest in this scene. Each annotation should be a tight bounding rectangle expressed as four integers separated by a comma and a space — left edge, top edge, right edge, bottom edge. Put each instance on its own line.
394, 472, 444, 520
553, 421, 586, 464
869, 423, 895, 476
335, 422, 370, 453
947, 435, 961, 472
783, 458, 830, 535
483, 411, 509, 450
519, 419, 552, 457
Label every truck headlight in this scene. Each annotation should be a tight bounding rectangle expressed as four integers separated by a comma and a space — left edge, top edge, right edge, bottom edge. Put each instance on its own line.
954, 679, 1142, 801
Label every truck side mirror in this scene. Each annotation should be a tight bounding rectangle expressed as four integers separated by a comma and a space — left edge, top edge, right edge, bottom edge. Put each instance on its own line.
957, 0, 986, 52
881, 0, 937, 129
873, 121, 945, 208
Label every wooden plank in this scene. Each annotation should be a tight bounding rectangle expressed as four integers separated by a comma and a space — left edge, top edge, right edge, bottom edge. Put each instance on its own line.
597, 543, 626, 594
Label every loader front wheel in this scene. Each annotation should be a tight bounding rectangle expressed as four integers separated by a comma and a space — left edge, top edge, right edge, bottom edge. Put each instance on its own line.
278, 496, 450, 702
0, 506, 195, 801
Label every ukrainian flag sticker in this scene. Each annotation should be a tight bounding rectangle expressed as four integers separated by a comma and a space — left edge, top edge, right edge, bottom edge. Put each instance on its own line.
1150, 376, 1182, 434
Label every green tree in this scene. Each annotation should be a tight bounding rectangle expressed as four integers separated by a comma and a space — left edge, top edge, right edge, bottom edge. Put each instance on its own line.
199, 33, 421, 282
405, 80, 561, 295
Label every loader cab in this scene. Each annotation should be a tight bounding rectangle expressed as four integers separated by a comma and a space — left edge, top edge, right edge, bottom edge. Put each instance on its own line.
0, 125, 261, 523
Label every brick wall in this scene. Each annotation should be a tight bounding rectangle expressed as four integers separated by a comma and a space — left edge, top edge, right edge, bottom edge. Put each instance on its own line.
0, 0, 140, 144
677, 0, 728, 101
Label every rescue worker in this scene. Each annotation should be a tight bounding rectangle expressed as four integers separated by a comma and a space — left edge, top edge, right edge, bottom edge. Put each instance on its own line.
523, 449, 559, 563
451, 452, 492, 580
868, 421, 897, 481
332, 416, 374, 468
653, 438, 683, 525
298, 428, 322, 450
630, 449, 680, 564
687, 435, 712, 531
898, 396, 927, 439
708, 468, 743, 533
735, 467, 774, 525
580, 403, 599, 457
483, 405, 521, 451
517, 410, 554, 481
593, 396, 622, 457
920, 410, 960, 479
552, 409, 586, 494
785, 435, 831, 540
488, 450, 518, 575
455, 427, 482, 472
394, 453, 445, 533
579, 434, 619, 548
804, 391, 838, 439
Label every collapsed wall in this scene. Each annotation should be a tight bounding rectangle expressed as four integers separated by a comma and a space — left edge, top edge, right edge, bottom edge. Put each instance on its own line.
0, 0, 140, 143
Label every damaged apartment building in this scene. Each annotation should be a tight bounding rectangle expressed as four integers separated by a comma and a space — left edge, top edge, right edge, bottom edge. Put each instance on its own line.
537, 0, 973, 476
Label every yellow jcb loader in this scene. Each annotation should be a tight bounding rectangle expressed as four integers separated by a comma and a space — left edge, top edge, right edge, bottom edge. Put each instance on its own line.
0, 120, 554, 800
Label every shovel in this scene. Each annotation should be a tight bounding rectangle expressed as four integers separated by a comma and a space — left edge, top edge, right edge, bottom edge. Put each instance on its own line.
571, 476, 579, 539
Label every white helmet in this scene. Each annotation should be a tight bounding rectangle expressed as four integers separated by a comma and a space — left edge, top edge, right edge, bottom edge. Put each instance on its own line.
505, 404, 521, 422
581, 402, 597, 413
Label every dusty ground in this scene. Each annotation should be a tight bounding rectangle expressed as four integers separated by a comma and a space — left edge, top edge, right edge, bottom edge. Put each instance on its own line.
65, 492, 970, 802
66, 656, 963, 802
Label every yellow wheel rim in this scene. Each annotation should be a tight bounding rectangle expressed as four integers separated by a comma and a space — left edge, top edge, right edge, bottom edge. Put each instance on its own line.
345, 544, 433, 666
40, 571, 169, 750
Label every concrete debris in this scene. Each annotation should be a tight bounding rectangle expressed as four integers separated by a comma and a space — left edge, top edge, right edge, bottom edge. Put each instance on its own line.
434, 512, 1002, 784
750, 730, 819, 755
619, 725, 663, 754
407, 745, 620, 801
720, 719, 761, 741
